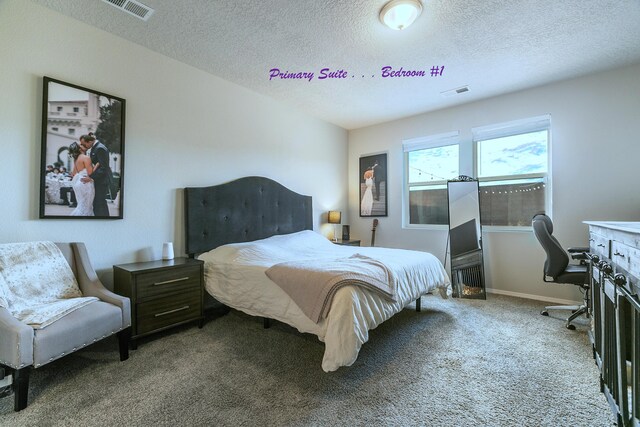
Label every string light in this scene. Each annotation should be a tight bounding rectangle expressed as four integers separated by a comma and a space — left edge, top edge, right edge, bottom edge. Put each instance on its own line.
410, 166, 447, 181
481, 185, 544, 195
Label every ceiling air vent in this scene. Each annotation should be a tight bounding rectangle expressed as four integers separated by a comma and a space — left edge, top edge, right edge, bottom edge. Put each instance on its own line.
101, 0, 154, 21
440, 85, 470, 98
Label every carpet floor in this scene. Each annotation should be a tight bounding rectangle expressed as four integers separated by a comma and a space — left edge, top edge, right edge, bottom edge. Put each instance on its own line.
0, 294, 615, 426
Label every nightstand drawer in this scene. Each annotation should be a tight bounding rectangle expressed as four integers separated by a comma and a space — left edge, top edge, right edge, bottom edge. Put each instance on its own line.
136, 265, 201, 300
137, 292, 202, 335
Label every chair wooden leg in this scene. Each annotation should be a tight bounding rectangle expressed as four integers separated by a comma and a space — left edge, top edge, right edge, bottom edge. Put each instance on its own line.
13, 366, 31, 412
117, 327, 131, 361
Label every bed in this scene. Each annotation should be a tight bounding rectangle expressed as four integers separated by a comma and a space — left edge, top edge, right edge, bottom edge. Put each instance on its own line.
184, 176, 451, 372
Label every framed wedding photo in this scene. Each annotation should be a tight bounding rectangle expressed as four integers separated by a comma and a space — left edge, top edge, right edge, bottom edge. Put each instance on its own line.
359, 152, 387, 217
39, 77, 126, 219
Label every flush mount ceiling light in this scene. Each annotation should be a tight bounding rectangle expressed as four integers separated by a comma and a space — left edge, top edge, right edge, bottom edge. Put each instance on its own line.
379, 0, 423, 30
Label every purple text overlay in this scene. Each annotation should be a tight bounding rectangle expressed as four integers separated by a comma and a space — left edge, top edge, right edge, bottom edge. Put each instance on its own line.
269, 66, 444, 82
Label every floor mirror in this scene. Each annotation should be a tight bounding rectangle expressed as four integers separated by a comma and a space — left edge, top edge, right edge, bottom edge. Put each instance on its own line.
447, 176, 486, 299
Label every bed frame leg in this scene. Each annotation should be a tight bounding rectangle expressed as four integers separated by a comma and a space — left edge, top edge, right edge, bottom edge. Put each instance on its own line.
416, 296, 421, 312
263, 318, 271, 329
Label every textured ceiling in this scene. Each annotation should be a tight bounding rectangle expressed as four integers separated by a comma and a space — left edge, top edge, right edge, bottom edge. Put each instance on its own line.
32, 0, 640, 129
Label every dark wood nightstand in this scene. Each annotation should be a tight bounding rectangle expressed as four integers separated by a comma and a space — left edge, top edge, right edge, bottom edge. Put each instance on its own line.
114, 257, 204, 349
332, 239, 361, 246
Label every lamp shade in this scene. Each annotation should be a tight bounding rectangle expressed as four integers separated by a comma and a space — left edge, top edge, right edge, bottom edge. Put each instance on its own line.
328, 211, 342, 224
379, 0, 422, 30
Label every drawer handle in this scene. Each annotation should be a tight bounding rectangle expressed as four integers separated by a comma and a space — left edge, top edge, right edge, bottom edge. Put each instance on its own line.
614, 251, 625, 258
155, 305, 190, 317
153, 277, 189, 286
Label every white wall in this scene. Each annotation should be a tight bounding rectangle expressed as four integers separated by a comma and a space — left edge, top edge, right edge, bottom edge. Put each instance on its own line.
0, 1, 348, 287
348, 63, 640, 302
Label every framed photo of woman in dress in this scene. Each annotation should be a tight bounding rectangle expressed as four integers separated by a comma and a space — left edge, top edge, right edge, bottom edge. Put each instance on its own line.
39, 76, 125, 219
359, 152, 387, 217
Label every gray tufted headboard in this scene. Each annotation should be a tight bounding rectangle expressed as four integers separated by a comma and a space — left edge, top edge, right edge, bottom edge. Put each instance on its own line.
184, 176, 313, 256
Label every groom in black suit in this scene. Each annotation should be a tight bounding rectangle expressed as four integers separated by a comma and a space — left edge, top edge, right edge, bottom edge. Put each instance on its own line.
80, 133, 112, 217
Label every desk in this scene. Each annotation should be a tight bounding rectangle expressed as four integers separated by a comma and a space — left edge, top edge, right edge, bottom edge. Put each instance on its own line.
332, 239, 361, 246
585, 221, 640, 426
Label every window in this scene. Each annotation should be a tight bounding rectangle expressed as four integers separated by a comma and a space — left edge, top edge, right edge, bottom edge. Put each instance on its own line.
473, 115, 550, 227
51, 127, 58, 132
56, 106, 63, 112
403, 132, 460, 226
402, 116, 550, 228
68, 128, 75, 135
73, 107, 79, 113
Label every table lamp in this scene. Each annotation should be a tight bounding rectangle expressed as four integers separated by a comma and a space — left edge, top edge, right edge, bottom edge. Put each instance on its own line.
328, 211, 342, 242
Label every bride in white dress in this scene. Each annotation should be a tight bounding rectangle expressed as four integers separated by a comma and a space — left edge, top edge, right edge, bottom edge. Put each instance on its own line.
360, 168, 374, 215
68, 142, 96, 216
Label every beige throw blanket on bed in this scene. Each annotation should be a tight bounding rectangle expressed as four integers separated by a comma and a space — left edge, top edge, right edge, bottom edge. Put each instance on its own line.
265, 254, 396, 323
0, 241, 98, 329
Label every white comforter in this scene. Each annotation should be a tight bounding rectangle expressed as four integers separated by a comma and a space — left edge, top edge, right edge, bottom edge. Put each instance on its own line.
198, 230, 451, 372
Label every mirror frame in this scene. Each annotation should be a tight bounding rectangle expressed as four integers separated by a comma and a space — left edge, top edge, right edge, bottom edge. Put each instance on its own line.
446, 176, 486, 299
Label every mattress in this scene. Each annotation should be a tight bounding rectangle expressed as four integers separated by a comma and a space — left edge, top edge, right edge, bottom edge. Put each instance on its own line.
198, 230, 451, 371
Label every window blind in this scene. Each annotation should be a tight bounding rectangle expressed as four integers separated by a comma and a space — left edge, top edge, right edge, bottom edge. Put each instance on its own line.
402, 130, 459, 152
472, 114, 551, 141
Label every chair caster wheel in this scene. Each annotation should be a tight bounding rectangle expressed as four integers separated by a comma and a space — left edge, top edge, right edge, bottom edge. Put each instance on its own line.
540, 310, 549, 316
566, 324, 576, 330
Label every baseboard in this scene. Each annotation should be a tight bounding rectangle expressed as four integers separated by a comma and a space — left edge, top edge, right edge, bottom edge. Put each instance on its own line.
485, 288, 581, 305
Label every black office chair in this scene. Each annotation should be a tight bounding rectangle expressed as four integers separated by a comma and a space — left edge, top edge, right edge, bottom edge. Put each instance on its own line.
531, 213, 590, 330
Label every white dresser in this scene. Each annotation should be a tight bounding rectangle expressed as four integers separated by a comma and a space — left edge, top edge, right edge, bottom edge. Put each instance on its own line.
586, 222, 640, 283
584, 221, 640, 426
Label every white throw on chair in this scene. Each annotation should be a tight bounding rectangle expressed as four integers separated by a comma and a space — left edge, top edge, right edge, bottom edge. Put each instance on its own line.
0, 241, 131, 411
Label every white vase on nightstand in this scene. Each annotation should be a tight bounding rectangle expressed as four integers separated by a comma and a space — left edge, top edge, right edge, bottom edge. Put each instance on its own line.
162, 242, 174, 260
